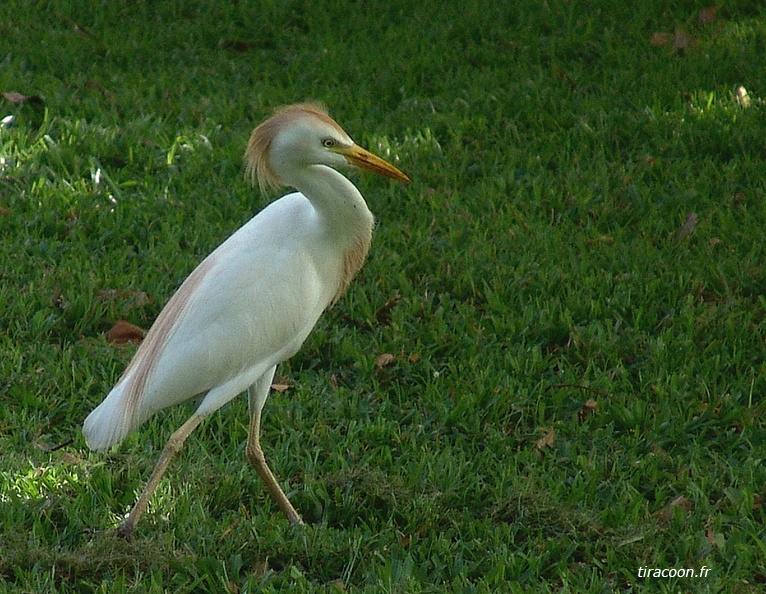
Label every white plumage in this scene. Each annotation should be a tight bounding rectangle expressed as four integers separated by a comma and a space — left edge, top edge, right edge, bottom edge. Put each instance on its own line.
84, 194, 340, 448
83, 103, 409, 534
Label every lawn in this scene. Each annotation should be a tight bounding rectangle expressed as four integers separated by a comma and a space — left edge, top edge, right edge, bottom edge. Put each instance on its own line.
1, 1, 765, 592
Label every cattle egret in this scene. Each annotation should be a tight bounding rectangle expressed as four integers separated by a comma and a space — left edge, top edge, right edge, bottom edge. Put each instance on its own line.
83, 103, 410, 535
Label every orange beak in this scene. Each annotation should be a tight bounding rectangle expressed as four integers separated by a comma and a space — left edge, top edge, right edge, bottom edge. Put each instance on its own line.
339, 145, 410, 183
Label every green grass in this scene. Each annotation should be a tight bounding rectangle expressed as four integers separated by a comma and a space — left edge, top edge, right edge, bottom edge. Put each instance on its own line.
1, 0, 765, 591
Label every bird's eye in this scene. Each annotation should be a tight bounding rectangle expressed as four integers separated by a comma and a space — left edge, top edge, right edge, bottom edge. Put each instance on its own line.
322, 138, 336, 148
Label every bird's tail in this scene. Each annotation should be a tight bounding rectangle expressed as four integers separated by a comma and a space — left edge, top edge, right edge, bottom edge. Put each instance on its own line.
82, 380, 143, 451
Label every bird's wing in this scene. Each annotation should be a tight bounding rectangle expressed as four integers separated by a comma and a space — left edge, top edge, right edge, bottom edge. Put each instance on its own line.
83, 194, 341, 449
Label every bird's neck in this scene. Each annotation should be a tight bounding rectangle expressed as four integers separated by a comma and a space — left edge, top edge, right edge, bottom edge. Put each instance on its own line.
290, 164, 375, 243
289, 165, 375, 302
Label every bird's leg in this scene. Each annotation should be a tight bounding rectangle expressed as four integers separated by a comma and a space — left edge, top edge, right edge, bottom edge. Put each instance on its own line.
246, 402, 305, 525
117, 413, 205, 538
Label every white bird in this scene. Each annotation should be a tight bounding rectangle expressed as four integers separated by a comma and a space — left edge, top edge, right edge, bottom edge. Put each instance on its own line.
83, 103, 410, 535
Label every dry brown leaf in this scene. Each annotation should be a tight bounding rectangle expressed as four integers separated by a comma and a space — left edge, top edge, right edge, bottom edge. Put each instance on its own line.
705, 528, 721, 548
655, 495, 692, 524
535, 427, 555, 451
673, 29, 693, 52
677, 212, 698, 238
554, 67, 577, 91
105, 320, 145, 344
59, 451, 84, 464
375, 295, 401, 326
699, 6, 720, 25
271, 373, 291, 392
578, 398, 599, 422
375, 353, 396, 368
650, 32, 672, 47
2, 91, 44, 105
251, 558, 269, 577
222, 39, 260, 51
3, 91, 26, 103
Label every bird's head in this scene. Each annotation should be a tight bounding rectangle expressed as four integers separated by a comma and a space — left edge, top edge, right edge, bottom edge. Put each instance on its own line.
246, 103, 410, 193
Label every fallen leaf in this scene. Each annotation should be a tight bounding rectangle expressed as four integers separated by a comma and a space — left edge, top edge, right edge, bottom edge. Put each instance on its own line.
673, 29, 693, 52
375, 353, 396, 368
271, 373, 291, 392
375, 295, 401, 326
554, 67, 577, 91
535, 427, 555, 451
578, 398, 599, 422
650, 32, 672, 47
105, 320, 145, 344
676, 212, 698, 238
699, 6, 720, 25
705, 528, 721, 548
655, 495, 692, 524
59, 451, 84, 464
2, 91, 44, 105
251, 558, 269, 577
